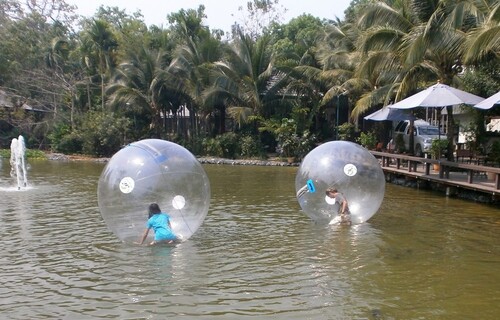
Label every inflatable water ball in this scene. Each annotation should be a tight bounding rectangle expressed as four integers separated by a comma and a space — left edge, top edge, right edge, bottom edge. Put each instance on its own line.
97, 139, 210, 242
295, 141, 385, 224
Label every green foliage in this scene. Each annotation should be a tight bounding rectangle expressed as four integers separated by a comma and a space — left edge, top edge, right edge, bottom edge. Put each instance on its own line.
202, 137, 223, 157
79, 111, 131, 157
25, 149, 47, 159
48, 124, 80, 154
295, 130, 317, 160
170, 134, 205, 156
0, 149, 46, 159
258, 117, 316, 159
461, 60, 500, 98
275, 118, 316, 159
240, 135, 264, 158
216, 132, 241, 159
487, 141, 500, 165
430, 139, 448, 159
0, 149, 10, 158
394, 134, 405, 153
55, 133, 84, 154
270, 14, 325, 61
275, 118, 298, 157
337, 123, 356, 142
201, 133, 265, 159
0, 0, 498, 161
357, 131, 377, 149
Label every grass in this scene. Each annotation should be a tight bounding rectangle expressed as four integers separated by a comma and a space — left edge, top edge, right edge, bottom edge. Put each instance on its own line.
0, 149, 47, 159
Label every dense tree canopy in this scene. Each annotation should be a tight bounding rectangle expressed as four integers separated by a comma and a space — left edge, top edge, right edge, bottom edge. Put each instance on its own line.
0, 0, 499, 158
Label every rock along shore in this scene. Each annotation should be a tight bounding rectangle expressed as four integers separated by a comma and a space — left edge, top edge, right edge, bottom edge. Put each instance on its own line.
197, 157, 298, 167
45, 153, 299, 167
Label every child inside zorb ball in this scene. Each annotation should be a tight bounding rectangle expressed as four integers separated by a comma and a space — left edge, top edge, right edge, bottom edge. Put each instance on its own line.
98, 139, 210, 244
295, 141, 385, 225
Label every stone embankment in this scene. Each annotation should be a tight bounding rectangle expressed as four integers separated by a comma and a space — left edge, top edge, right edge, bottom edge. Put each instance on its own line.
197, 157, 298, 166
46, 153, 110, 162
46, 153, 298, 166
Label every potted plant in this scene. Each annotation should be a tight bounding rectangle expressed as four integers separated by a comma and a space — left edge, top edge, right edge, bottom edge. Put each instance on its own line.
430, 139, 448, 170
357, 131, 378, 149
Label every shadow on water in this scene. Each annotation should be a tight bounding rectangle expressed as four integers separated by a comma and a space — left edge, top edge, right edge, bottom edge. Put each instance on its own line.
0, 160, 499, 319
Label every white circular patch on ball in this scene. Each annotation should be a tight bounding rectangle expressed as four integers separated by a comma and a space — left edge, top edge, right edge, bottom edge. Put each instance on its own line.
343, 163, 357, 177
172, 195, 186, 210
295, 141, 385, 224
97, 139, 210, 242
119, 177, 135, 194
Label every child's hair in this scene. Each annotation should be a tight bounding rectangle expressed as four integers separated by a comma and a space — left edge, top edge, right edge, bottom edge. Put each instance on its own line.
148, 203, 161, 218
325, 187, 338, 195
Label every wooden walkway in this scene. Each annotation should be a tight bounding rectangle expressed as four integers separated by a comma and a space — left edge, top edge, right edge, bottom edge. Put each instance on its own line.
370, 151, 500, 198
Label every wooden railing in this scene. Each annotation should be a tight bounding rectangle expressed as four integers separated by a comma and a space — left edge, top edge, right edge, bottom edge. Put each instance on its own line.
370, 151, 500, 190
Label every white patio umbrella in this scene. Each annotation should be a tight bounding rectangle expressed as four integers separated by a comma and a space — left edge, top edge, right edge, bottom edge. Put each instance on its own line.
388, 83, 484, 157
364, 106, 416, 121
388, 83, 484, 109
473, 91, 500, 110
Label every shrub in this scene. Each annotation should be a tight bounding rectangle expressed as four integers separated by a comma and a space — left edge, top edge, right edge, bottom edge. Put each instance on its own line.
79, 111, 131, 157
296, 130, 317, 160
0, 149, 10, 158
357, 131, 377, 149
202, 137, 223, 157
170, 134, 205, 156
53, 132, 83, 154
216, 132, 240, 159
430, 139, 448, 159
338, 123, 356, 141
0, 149, 47, 159
25, 149, 47, 159
240, 135, 263, 158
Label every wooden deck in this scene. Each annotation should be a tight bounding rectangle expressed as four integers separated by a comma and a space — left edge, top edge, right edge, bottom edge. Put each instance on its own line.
370, 151, 500, 198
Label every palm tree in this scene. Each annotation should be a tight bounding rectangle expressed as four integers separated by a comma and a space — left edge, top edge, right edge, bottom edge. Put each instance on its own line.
463, 2, 500, 64
206, 29, 278, 132
317, 20, 363, 119
81, 19, 118, 110
353, 0, 490, 157
354, 1, 421, 117
106, 47, 171, 138
167, 32, 223, 137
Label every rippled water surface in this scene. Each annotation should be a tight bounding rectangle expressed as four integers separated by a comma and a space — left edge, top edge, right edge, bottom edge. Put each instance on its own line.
1, 160, 499, 319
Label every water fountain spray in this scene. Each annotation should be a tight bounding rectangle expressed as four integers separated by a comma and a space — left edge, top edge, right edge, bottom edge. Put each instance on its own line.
10, 135, 28, 190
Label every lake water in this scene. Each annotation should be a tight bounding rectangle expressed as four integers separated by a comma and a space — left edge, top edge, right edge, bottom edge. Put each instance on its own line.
1, 160, 499, 319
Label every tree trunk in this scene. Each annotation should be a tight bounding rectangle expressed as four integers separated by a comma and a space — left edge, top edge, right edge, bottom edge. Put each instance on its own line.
101, 74, 105, 110
87, 80, 92, 110
218, 104, 226, 134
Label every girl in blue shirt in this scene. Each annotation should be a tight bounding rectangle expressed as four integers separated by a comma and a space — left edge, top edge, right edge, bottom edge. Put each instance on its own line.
137, 203, 177, 245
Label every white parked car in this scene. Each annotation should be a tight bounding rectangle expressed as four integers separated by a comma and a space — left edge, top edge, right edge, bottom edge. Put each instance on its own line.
393, 120, 447, 157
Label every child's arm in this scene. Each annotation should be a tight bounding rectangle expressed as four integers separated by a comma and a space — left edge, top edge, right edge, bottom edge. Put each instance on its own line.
137, 228, 150, 245
341, 200, 348, 214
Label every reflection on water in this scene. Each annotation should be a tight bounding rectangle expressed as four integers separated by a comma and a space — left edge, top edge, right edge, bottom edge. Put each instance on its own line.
0, 160, 499, 319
